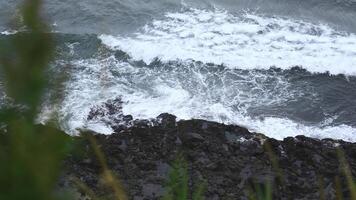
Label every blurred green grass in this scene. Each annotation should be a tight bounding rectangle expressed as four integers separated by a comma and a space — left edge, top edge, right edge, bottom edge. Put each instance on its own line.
162, 154, 206, 200
0, 0, 72, 199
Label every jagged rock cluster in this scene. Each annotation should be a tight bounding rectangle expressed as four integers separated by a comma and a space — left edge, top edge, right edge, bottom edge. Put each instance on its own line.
60, 100, 356, 200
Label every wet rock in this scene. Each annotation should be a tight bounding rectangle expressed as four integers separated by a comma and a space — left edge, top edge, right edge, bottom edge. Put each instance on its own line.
60, 110, 356, 200
180, 132, 205, 147
142, 183, 164, 198
157, 113, 176, 128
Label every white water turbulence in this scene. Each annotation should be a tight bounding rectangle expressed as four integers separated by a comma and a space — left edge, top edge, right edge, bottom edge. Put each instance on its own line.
0, 30, 18, 35
42, 8, 356, 143
100, 8, 356, 75
45, 54, 356, 142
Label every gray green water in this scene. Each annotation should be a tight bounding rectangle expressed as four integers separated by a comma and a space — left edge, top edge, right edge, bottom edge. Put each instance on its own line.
1, 0, 356, 141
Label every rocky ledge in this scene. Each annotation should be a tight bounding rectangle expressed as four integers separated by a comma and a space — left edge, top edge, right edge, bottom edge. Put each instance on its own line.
60, 99, 356, 200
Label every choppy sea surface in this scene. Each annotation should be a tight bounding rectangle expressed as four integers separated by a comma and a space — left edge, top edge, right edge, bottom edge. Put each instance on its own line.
1, 0, 356, 141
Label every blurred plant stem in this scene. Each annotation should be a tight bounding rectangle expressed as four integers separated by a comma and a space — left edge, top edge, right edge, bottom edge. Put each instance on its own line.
85, 133, 128, 200
163, 155, 206, 200
0, 0, 72, 199
337, 149, 356, 199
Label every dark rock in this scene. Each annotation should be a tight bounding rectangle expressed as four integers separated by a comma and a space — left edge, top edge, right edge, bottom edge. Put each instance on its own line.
180, 132, 205, 146
142, 183, 164, 198
123, 115, 133, 122
87, 98, 134, 133
157, 113, 176, 128
60, 110, 356, 200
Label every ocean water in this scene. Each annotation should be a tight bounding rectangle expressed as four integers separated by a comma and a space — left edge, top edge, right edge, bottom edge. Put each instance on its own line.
1, 0, 356, 142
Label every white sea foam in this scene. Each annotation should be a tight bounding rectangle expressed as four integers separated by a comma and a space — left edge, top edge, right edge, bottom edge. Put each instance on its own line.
39, 8, 356, 142
100, 8, 356, 75
121, 81, 356, 142
40, 56, 126, 135
0, 30, 18, 35
39, 54, 356, 142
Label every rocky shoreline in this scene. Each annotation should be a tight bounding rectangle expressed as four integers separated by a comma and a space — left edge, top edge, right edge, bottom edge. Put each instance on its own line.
59, 100, 356, 200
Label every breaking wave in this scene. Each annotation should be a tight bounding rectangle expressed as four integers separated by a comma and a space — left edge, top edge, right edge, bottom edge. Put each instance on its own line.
34, 8, 356, 142
101, 8, 356, 75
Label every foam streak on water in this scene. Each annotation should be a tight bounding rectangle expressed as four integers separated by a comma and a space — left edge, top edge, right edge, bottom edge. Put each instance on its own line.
0, 30, 18, 35
100, 8, 356, 75
41, 54, 356, 142
38, 8, 356, 142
